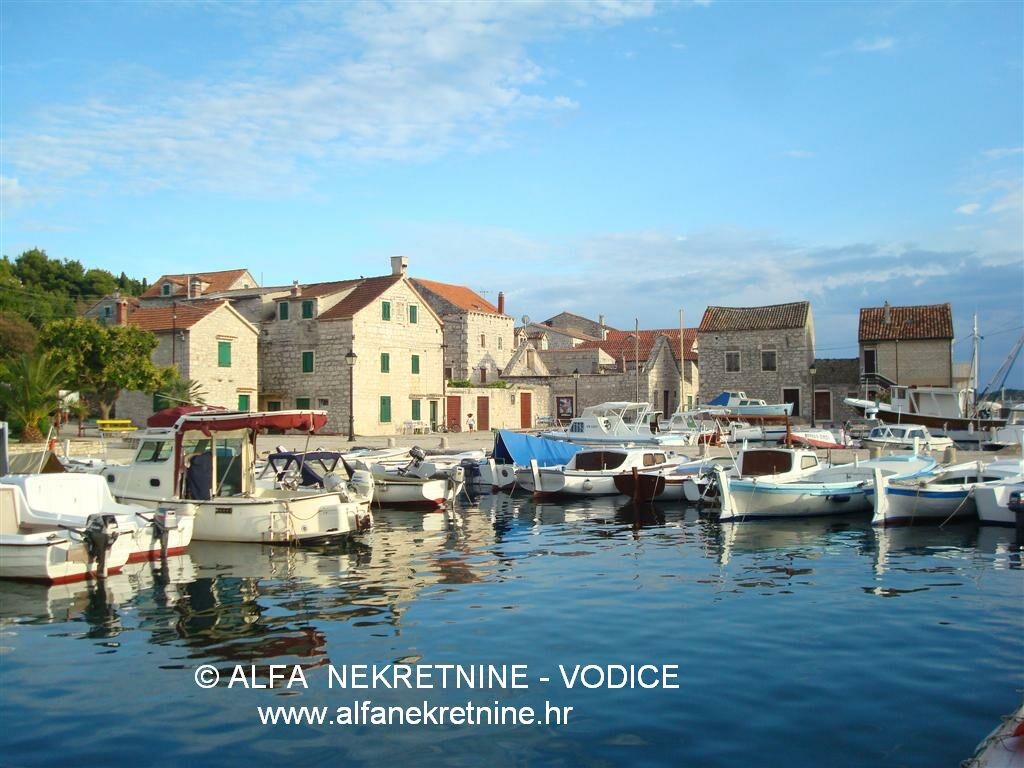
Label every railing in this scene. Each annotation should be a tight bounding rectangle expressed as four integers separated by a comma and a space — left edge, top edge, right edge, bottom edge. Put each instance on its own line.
859, 372, 896, 390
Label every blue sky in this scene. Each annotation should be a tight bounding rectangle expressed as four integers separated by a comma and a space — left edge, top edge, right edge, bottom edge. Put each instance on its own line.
2, 1, 1022, 386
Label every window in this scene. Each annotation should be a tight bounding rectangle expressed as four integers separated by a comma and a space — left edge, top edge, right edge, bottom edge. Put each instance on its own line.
302, 350, 314, 373
382, 301, 391, 321
498, 337, 503, 350
137, 440, 172, 463
296, 397, 311, 409
381, 352, 390, 373
479, 367, 487, 384
411, 399, 421, 420
409, 305, 418, 324
481, 334, 486, 348
103, 305, 112, 318
379, 396, 392, 423
218, 341, 232, 368
411, 354, 420, 374
301, 300, 314, 319
278, 302, 289, 320
444, 366, 453, 380
725, 350, 740, 373
761, 349, 777, 372
238, 394, 251, 411
267, 401, 282, 411
162, 283, 171, 296
317, 398, 330, 409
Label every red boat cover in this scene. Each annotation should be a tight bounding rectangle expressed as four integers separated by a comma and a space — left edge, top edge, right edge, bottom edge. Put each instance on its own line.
173, 410, 328, 435
147, 405, 227, 428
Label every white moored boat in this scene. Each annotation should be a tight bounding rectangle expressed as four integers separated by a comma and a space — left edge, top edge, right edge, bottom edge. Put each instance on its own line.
516, 446, 680, 497
716, 453, 937, 522
98, 408, 372, 544
0, 480, 134, 584
705, 391, 794, 417
860, 423, 953, 452
871, 459, 1024, 526
540, 402, 695, 447
974, 481, 1024, 526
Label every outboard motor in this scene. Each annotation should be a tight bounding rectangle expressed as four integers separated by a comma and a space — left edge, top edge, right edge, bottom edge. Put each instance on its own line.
152, 508, 178, 559
83, 513, 120, 578
459, 457, 481, 482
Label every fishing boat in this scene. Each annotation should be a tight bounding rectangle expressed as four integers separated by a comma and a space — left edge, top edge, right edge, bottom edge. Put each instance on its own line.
516, 446, 680, 497
860, 423, 953, 452
539, 402, 695, 447
705, 391, 794, 416
961, 702, 1024, 768
871, 459, 1024, 526
98, 408, 372, 543
716, 453, 937, 522
843, 385, 1004, 435
982, 404, 1024, 451
975, 481, 1024, 526
613, 455, 734, 503
0, 481, 133, 583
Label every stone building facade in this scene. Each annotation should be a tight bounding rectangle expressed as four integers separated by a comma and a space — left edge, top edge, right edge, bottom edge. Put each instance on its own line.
809, 358, 861, 426
139, 269, 258, 306
857, 302, 954, 391
116, 299, 258, 424
410, 278, 514, 385
697, 302, 816, 419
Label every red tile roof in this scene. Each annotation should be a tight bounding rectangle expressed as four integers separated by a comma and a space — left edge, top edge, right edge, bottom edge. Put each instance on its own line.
858, 303, 953, 341
574, 329, 698, 363
126, 300, 224, 332
698, 302, 810, 332
410, 278, 503, 315
318, 275, 403, 321
141, 269, 253, 299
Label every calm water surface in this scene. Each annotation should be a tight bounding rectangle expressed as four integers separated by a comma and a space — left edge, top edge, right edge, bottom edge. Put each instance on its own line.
1, 496, 1022, 768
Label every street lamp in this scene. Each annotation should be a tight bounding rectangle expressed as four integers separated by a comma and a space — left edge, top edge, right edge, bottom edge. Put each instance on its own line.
345, 349, 357, 441
809, 363, 817, 428
572, 368, 580, 417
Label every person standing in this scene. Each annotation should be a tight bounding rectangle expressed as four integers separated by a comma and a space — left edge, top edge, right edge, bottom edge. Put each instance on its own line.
466, 413, 475, 431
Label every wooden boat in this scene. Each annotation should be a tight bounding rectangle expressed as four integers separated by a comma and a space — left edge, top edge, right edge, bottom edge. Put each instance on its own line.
516, 446, 681, 497
962, 703, 1024, 768
860, 423, 953, 452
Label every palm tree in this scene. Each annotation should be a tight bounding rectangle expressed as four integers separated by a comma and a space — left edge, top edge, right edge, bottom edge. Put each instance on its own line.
0, 351, 69, 442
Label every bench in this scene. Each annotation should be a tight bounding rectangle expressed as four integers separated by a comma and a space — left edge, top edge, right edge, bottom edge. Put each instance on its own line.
97, 419, 138, 433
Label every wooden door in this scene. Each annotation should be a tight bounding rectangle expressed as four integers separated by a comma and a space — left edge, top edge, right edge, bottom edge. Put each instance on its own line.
814, 391, 832, 423
520, 392, 532, 428
783, 388, 801, 418
446, 396, 461, 431
476, 396, 490, 431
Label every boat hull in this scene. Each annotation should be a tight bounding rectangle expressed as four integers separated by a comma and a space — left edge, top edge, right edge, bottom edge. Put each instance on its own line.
0, 531, 134, 584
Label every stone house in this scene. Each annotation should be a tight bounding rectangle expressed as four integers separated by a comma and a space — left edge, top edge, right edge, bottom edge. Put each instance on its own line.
115, 299, 259, 424
409, 278, 514, 386
83, 292, 140, 325
515, 321, 601, 351
697, 302, 816, 419
139, 269, 259, 306
857, 302, 954, 392
809, 358, 861, 426
541, 312, 612, 340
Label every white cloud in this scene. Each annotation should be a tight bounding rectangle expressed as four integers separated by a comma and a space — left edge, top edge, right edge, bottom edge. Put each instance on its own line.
784, 149, 814, 159
5, 1, 654, 197
983, 147, 1024, 160
0, 176, 26, 208
956, 203, 982, 215
853, 37, 895, 53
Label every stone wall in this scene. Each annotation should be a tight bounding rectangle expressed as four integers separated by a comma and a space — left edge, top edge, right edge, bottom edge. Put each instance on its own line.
861, 339, 953, 387
443, 312, 515, 383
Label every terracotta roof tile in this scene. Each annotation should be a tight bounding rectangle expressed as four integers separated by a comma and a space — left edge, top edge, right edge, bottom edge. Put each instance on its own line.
574, 329, 698, 362
318, 275, 403, 321
698, 302, 810, 332
141, 269, 253, 299
410, 278, 502, 315
126, 300, 224, 332
858, 303, 953, 341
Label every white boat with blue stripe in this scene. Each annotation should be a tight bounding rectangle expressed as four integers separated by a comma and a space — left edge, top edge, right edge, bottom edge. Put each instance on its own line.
717, 454, 938, 522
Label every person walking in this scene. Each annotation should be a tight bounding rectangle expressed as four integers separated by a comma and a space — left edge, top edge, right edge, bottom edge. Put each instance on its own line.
466, 413, 475, 432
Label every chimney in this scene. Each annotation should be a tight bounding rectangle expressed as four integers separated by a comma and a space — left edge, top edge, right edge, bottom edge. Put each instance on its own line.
291, 280, 302, 297
115, 299, 129, 326
391, 256, 409, 276
882, 300, 891, 324
599, 314, 608, 340
497, 291, 505, 314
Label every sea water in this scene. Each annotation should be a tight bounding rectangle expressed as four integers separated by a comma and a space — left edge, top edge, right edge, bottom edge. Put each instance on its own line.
1, 496, 1021, 767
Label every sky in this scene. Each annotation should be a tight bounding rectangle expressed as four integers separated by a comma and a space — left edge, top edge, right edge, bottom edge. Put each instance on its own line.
2, 0, 1022, 387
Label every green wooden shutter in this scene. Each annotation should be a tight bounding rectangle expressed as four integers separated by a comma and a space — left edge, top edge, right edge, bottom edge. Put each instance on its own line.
301, 300, 314, 319
296, 397, 311, 409
237, 394, 251, 411
381, 352, 390, 373
411, 354, 420, 374
302, 351, 314, 373
411, 399, 421, 420
381, 301, 391, 321
409, 305, 418, 324
218, 341, 232, 367
379, 396, 392, 423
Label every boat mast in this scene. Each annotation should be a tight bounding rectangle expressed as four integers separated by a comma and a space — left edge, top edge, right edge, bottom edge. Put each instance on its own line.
970, 312, 980, 403
679, 307, 686, 413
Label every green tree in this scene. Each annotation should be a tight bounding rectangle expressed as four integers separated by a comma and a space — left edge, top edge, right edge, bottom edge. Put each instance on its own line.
0, 350, 69, 441
154, 369, 208, 408
0, 310, 38, 362
38, 318, 166, 418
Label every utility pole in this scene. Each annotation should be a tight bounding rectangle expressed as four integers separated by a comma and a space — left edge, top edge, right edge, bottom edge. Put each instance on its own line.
678, 308, 685, 413
634, 318, 640, 402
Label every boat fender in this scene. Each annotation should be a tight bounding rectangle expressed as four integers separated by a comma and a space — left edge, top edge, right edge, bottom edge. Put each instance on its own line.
582, 479, 593, 491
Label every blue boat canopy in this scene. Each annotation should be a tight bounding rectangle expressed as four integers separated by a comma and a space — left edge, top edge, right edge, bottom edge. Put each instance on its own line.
492, 430, 581, 467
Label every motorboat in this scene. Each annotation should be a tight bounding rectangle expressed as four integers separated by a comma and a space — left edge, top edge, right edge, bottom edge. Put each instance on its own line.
844, 385, 1004, 438
871, 459, 1024, 526
613, 455, 733, 503
860, 423, 953, 452
974, 481, 1024, 526
539, 402, 695, 447
256, 450, 374, 504
0, 481, 133, 583
516, 446, 681, 497
716, 453, 937, 522
475, 431, 582, 493
961, 702, 1024, 768
97, 408, 372, 544
0, 472, 194, 562
350, 447, 466, 508
982, 404, 1024, 451
705, 391, 794, 417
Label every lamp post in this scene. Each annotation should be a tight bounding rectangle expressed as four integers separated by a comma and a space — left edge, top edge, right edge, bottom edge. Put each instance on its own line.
809, 363, 817, 428
345, 349, 357, 441
572, 368, 580, 417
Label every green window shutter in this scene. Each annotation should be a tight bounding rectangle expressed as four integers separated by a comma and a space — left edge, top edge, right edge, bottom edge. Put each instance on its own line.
379, 396, 392, 423
301, 300, 314, 319
381, 352, 390, 373
296, 397, 311, 409
267, 401, 282, 411
237, 394, 251, 411
382, 301, 391, 321
411, 399, 421, 420
218, 340, 232, 367
278, 302, 289, 320
302, 351, 314, 373
411, 354, 420, 374
409, 305, 418, 324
